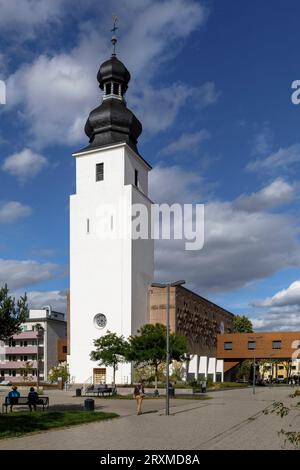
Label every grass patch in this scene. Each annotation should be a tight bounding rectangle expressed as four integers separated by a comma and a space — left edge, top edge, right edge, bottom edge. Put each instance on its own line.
0, 411, 118, 439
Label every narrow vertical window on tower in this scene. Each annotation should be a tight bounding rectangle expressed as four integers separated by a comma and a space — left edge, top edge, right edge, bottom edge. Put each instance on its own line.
134, 169, 139, 188
87, 218, 90, 234
105, 83, 111, 95
113, 82, 120, 95
96, 163, 104, 181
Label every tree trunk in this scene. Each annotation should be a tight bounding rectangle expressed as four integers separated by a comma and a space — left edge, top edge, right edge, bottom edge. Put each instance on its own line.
113, 365, 116, 386
155, 364, 158, 390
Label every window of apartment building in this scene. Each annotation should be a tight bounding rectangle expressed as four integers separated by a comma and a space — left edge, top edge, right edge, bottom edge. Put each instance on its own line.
1, 371, 4, 377
8, 340, 16, 347
278, 375, 284, 379
291, 366, 296, 370
248, 341, 256, 350
278, 366, 284, 370
63, 346, 67, 353
96, 163, 104, 182
224, 342, 233, 350
272, 340, 281, 349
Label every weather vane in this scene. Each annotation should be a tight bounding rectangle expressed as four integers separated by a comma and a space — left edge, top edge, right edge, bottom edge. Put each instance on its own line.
111, 15, 118, 56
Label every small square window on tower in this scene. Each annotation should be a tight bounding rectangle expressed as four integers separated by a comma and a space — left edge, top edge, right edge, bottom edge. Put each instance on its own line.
96, 163, 104, 182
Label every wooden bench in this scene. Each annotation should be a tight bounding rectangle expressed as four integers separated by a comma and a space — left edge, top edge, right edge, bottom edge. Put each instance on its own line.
2, 396, 49, 413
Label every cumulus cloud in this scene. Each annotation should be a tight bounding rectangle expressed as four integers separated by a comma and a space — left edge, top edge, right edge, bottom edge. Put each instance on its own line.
160, 130, 210, 156
2, 148, 47, 181
253, 280, 300, 308
149, 164, 203, 203
247, 143, 300, 173
18, 289, 68, 313
0, 0, 65, 32
0, 201, 32, 223
150, 166, 300, 293
5, 0, 212, 147
233, 178, 295, 212
0, 259, 60, 290
252, 310, 300, 332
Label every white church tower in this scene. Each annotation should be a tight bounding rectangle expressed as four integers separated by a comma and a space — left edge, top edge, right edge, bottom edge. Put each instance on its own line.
68, 31, 154, 385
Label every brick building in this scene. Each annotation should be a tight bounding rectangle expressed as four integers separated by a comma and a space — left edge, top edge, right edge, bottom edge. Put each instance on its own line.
217, 331, 300, 381
149, 285, 234, 381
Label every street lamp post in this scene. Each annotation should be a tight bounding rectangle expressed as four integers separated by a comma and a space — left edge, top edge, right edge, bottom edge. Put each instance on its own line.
253, 355, 256, 395
36, 325, 43, 393
151, 280, 185, 416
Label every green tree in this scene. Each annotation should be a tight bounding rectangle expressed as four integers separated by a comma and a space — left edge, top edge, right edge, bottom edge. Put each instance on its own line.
0, 284, 28, 341
127, 323, 188, 390
48, 362, 70, 383
233, 315, 253, 333
236, 360, 252, 382
90, 332, 128, 385
20, 361, 33, 382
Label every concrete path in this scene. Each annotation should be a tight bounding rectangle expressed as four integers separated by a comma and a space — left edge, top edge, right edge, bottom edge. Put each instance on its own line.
0, 387, 298, 450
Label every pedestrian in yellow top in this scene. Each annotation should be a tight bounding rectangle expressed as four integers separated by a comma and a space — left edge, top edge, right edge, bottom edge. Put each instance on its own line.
133, 380, 145, 415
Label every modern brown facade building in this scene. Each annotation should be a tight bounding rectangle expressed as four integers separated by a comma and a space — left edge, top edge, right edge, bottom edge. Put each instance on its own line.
217, 331, 300, 380
149, 285, 234, 380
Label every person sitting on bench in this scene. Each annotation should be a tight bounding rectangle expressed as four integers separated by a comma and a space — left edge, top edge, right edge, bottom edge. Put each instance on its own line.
27, 387, 39, 412
7, 386, 20, 412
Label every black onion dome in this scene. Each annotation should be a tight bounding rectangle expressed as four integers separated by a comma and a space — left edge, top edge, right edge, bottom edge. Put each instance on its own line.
97, 56, 130, 94
83, 54, 142, 154
85, 96, 142, 153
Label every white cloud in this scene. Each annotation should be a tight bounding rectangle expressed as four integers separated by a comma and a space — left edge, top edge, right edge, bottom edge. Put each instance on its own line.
5, 0, 212, 147
149, 164, 203, 203
0, 201, 32, 223
253, 280, 300, 308
150, 166, 300, 293
251, 125, 273, 156
2, 148, 47, 181
0, 259, 60, 290
0, 0, 65, 33
20, 289, 67, 313
160, 130, 210, 156
252, 310, 300, 332
233, 178, 295, 212
247, 143, 300, 172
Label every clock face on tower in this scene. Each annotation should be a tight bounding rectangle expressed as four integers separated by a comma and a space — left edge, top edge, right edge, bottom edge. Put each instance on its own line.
94, 313, 107, 329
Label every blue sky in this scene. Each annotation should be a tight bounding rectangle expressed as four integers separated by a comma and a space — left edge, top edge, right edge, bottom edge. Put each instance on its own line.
0, 0, 300, 330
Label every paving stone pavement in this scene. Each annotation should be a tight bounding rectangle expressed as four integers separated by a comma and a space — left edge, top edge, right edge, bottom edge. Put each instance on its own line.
0, 386, 299, 450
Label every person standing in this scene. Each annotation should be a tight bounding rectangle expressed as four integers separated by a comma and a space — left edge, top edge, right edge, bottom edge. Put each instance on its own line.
7, 386, 20, 412
27, 387, 39, 412
133, 380, 145, 415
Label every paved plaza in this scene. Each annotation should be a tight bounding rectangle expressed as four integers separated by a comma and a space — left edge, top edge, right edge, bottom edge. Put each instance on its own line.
0, 386, 299, 450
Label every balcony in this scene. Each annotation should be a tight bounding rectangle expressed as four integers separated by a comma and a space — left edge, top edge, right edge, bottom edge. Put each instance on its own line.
0, 361, 38, 369
5, 346, 39, 355
12, 331, 40, 340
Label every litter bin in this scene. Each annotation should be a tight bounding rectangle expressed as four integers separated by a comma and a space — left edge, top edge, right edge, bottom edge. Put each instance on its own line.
168, 386, 175, 398
84, 398, 94, 411
76, 388, 82, 397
